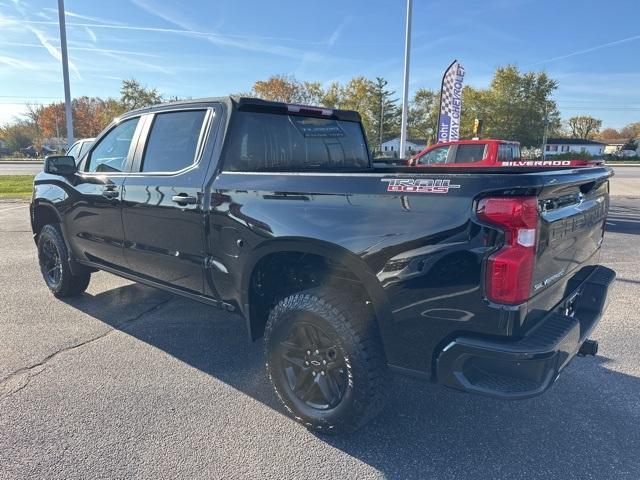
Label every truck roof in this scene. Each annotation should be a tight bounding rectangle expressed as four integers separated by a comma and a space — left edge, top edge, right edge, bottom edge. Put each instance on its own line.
433, 138, 520, 147
121, 96, 362, 123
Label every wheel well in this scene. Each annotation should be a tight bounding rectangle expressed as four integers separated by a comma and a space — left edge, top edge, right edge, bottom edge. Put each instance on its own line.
32, 205, 60, 239
247, 251, 375, 341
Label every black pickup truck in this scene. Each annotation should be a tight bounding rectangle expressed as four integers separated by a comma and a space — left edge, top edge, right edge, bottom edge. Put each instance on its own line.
31, 97, 615, 433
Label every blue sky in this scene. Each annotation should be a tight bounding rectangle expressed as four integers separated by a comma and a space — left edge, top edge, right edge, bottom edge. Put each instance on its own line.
1, 0, 639, 128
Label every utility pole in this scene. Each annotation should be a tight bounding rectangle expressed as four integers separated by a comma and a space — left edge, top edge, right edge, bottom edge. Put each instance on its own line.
541, 105, 549, 160
57, 0, 74, 149
378, 97, 384, 150
399, 0, 412, 159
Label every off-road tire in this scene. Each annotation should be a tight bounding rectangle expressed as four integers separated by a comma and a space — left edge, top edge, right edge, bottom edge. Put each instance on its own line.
264, 287, 388, 434
37, 224, 90, 297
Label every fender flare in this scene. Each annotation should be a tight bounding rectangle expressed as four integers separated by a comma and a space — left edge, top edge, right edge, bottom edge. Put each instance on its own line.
240, 237, 397, 359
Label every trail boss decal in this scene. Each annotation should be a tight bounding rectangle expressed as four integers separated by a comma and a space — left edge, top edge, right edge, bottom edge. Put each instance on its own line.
381, 178, 461, 194
501, 160, 571, 167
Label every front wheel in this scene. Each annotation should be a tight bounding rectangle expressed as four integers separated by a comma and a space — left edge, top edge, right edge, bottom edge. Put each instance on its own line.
264, 288, 388, 434
37, 224, 91, 297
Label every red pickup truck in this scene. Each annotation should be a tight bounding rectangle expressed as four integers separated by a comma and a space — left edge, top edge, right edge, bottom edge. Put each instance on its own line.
408, 139, 602, 168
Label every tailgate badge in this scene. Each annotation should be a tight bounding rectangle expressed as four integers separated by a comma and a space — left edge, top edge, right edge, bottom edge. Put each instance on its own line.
381, 178, 461, 194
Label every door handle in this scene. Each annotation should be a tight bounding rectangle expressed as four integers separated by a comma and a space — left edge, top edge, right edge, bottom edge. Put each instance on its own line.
102, 189, 119, 198
172, 194, 198, 205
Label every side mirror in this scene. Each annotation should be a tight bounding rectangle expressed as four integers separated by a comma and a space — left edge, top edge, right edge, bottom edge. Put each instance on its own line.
44, 155, 77, 176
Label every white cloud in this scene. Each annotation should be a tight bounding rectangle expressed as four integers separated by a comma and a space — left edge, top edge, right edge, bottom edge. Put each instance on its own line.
85, 27, 97, 43
530, 34, 640, 66
0, 103, 29, 125
26, 26, 82, 80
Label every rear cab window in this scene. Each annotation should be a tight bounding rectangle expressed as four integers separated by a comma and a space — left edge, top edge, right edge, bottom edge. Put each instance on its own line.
222, 110, 369, 171
454, 144, 486, 163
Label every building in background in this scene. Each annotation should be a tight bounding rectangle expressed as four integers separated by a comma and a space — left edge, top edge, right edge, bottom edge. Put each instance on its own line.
602, 138, 629, 155
544, 138, 605, 156
379, 137, 427, 157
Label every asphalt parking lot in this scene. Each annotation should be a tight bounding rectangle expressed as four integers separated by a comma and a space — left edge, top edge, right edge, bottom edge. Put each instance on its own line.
1, 194, 639, 479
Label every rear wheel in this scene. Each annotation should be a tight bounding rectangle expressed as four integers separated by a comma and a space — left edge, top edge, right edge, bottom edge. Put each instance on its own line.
264, 288, 388, 434
37, 224, 90, 297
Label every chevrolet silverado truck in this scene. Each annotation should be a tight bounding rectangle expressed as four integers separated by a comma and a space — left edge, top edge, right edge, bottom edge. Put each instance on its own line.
31, 97, 615, 434
408, 139, 603, 168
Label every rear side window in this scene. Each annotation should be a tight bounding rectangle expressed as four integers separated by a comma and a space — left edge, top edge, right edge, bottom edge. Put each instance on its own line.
141, 110, 207, 173
498, 144, 513, 162
454, 144, 486, 163
498, 144, 519, 162
222, 111, 369, 171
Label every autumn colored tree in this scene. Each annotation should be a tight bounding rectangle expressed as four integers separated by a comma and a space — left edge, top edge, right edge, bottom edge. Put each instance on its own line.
252, 75, 303, 103
598, 128, 621, 139
620, 121, 640, 139
35, 97, 119, 139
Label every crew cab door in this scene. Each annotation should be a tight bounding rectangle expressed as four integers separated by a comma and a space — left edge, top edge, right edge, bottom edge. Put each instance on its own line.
67, 116, 143, 268
120, 107, 215, 294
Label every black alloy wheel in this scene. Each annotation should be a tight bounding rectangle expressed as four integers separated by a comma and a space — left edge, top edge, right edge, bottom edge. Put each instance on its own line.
279, 322, 348, 410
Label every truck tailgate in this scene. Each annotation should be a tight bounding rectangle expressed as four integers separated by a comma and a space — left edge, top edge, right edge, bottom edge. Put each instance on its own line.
534, 173, 610, 295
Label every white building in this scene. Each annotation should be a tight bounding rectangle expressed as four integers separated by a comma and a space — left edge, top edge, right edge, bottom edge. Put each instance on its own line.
602, 138, 628, 155
379, 137, 427, 157
544, 138, 605, 156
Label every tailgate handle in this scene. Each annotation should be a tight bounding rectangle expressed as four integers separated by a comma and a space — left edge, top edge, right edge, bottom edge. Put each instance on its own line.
579, 181, 597, 195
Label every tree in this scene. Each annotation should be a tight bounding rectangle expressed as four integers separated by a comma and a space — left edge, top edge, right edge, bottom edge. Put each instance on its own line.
120, 79, 163, 110
252, 75, 301, 103
459, 65, 561, 147
408, 88, 438, 143
33, 97, 124, 139
620, 121, 640, 139
0, 120, 40, 152
598, 128, 621, 139
568, 116, 602, 139
370, 77, 400, 148
335, 77, 378, 142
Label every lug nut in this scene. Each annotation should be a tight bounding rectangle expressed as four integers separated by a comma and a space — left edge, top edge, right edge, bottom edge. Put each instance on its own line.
322, 360, 326, 365
320, 371, 325, 376
312, 371, 317, 376
314, 349, 319, 354
305, 361, 309, 366
306, 350, 311, 355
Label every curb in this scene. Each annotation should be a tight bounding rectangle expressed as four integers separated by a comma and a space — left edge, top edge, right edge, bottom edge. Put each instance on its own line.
0, 161, 43, 165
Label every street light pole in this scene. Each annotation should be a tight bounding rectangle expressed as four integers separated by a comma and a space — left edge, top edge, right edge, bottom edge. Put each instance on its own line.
57, 0, 74, 149
399, 0, 412, 159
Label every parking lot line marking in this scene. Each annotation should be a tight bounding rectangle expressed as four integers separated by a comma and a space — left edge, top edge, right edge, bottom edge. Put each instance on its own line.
0, 204, 28, 212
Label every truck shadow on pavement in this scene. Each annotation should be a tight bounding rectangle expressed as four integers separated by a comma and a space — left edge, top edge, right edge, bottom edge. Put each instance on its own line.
62, 282, 640, 479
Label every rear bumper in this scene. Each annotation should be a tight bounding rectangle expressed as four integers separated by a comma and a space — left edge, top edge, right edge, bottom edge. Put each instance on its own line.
436, 265, 616, 399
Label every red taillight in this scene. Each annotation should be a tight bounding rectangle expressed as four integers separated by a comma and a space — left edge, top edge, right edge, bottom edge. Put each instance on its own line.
477, 196, 538, 305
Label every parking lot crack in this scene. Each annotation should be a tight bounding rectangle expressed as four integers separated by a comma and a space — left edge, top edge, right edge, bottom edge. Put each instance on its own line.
0, 297, 173, 402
